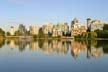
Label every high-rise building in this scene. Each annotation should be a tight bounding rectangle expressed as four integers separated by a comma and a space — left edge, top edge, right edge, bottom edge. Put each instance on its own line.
91, 19, 103, 31
57, 22, 69, 35
87, 18, 91, 32
9, 26, 15, 36
71, 18, 86, 37
52, 25, 62, 37
29, 26, 39, 35
71, 18, 78, 27
71, 18, 80, 36
42, 23, 53, 35
18, 24, 27, 35
80, 26, 86, 34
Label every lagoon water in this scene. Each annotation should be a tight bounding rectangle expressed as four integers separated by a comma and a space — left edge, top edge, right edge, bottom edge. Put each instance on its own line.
0, 39, 108, 72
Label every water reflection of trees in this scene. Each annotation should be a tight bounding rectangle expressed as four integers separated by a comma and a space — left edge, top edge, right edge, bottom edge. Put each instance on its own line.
0, 38, 5, 48
96, 40, 108, 54
74, 40, 104, 59
39, 39, 69, 55
1, 39, 108, 59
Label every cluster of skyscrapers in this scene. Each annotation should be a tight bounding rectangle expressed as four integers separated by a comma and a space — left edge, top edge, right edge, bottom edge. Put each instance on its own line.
8, 18, 108, 37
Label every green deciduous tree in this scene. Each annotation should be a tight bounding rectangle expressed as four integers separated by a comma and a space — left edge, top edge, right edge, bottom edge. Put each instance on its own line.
38, 28, 45, 38
95, 29, 108, 38
103, 24, 108, 30
6, 32, 11, 36
15, 31, 22, 36
0, 28, 5, 36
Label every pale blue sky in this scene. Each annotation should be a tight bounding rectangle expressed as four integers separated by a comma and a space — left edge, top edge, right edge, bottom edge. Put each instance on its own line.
0, 0, 108, 31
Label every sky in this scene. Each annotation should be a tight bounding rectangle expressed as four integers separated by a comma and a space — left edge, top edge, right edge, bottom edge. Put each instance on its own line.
0, 0, 108, 31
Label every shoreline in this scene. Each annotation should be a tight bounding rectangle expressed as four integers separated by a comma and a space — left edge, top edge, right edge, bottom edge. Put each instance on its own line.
2, 36, 74, 40
75, 38, 108, 40
1, 36, 108, 40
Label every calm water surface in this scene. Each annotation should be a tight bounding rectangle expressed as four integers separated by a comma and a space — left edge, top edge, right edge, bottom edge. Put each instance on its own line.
0, 38, 108, 72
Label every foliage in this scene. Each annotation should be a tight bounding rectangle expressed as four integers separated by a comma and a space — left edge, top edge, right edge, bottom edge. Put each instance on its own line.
103, 24, 108, 30
52, 35, 62, 39
38, 28, 45, 38
95, 29, 108, 38
6, 32, 11, 36
0, 28, 5, 36
15, 31, 22, 36
75, 31, 97, 39
33, 35, 38, 38
90, 31, 97, 38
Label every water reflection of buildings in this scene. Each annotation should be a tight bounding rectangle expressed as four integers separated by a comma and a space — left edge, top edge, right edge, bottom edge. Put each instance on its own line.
70, 41, 86, 59
91, 47, 103, 58
42, 40, 53, 54
8, 39, 15, 49
6, 39, 69, 55
15, 40, 28, 52
86, 40, 103, 59
2, 39, 108, 59
70, 40, 104, 59
41, 40, 69, 55
29, 41, 39, 51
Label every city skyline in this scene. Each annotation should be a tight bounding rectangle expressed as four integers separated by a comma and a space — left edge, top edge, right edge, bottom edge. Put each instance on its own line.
0, 18, 108, 32
0, 0, 108, 72
0, 0, 108, 30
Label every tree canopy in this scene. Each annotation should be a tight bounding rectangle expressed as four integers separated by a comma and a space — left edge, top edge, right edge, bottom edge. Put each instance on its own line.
103, 24, 108, 30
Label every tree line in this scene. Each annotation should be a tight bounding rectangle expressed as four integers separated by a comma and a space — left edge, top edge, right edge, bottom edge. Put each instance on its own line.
75, 24, 108, 39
